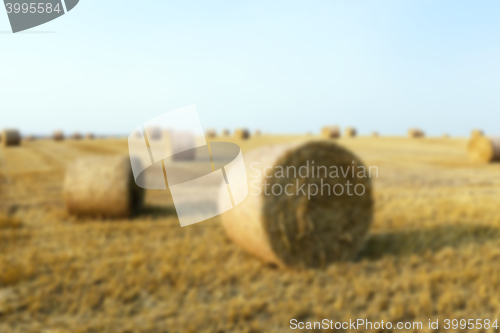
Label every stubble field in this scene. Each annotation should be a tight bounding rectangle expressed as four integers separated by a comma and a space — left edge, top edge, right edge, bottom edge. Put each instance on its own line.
1, 135, 500, 333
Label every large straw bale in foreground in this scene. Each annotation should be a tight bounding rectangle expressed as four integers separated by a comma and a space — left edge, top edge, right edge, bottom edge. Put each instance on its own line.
1, 129, 21, 147
344, 127, 357, 138
321, 126, 340, 139
220, 141, 373, 268
234, 128, 250, 140
64, 156, 144, 218
467, 136, 500, 163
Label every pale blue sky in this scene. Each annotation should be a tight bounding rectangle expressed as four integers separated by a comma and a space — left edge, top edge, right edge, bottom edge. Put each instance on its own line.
1, 0, 499, 136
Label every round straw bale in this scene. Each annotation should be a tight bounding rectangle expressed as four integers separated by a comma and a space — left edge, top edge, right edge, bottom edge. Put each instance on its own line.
24, 135, 36, 141
371, 131, 379, 137
471, 129, 484, 138
64, 156, 145, 218
234, 128, 250, 140
467, 136, 500, 163
223, 129, 231, 136
344, 127, 357, 138
408, 128, 425, 138
1, 129, 21, 147
53, 131, 65, 141
321, 126, 340, 139
71, 132, 83, 140
85, 133, 95, 140
442, 133, 449, 138
255, 129, 262, 136
220, 141, 373, 268
206, 129, 217, 138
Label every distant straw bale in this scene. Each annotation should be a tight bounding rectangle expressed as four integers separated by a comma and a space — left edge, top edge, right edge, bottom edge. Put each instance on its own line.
467, 136, 500, 163
206, 129, 217, 138
234, 128, 250, 140
71, 132, 83, 140
471, 129, 484, 138
371, 131, 379, 137
24, 135, 36, 141
408, 128, 425, 138
344, 127, 357, 138
220, 141, 373, 268
85, 133, 95, 140
255, 129, 261, 136
442, 133, 450, 138
1, 129, 21, 147
321, 126, 340, 139
53, 131, 65, 141
222, 129, 231, 136
64, 156, 145, 218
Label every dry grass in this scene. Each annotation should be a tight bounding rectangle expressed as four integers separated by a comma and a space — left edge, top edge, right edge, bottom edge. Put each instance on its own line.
1, 136, 500, 332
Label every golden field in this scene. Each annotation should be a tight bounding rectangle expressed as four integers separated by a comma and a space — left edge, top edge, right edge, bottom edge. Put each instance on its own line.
1, 135, 500, 332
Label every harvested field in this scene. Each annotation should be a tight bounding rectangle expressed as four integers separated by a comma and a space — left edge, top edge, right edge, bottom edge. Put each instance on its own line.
1, 136, 500, 332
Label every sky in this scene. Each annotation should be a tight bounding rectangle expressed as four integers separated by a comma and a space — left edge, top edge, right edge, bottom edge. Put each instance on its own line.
1, 0, 499, 136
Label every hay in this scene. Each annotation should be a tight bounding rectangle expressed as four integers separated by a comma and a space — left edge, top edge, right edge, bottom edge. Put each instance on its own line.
63, 156, 145, 218
234, 128, 250, 140
408, 128, 425, 138
85, 133, 95, 140
371, 131, 379, 137
24, 135, 36, 141
467, 136, 500, 163
344, 127, 357, 138
206, 129, 217, 138
321, 126, 340, 139
71, 132, 83, 140
1, 129, 21, 147
255, 129, 262, 136
471, 129, 484, 138
53, 131, 65, 141
222, 129, 231, 136
220, 141, 373, 268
